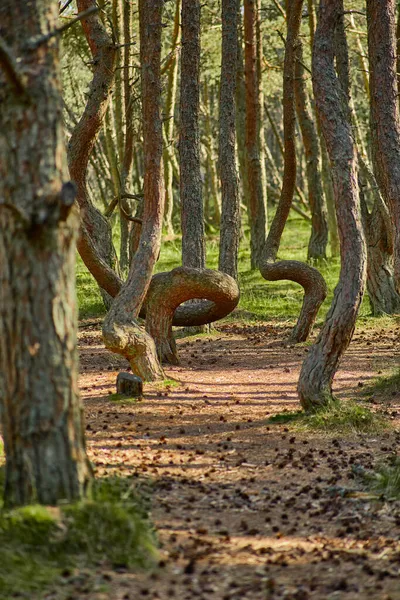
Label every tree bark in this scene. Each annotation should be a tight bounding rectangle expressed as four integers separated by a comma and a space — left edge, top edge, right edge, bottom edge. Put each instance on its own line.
180, 0, 205, 269
102, 0, 165, 382
0, 0, 91, 506
67, 0, 118, 305
366, 0, 400, 292
219, 0, 241, 281
298, 0, 367, 410
144, 268, 239, 364
260, 0, 327, 343
163, 0, 181, 237
244, 0, 267, 269
294, 40, 328, 261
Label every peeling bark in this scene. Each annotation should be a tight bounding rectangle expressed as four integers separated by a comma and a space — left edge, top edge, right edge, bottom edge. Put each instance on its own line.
260, 0, 327, 343
298, 0, 367, 410
0, 0, 91, 506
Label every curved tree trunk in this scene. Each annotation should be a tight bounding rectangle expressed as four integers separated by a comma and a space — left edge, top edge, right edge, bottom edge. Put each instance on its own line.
67, 0, 118, 306
180, 0, 205, 269
298, 0, 367, 410
102, 0, 165, 382
259, 0, 327, 343
144, 268, 239, 364
219, 0, 240, 280
244, 0, 267, 269
366, 0, 400, 291
0, 0, 91, 506
294, 40, 328, 261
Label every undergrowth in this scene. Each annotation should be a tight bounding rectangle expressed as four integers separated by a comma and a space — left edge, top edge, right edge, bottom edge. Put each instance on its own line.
0, 477, 157, 598
268, 400, 387, 434
359, 458, 400, 500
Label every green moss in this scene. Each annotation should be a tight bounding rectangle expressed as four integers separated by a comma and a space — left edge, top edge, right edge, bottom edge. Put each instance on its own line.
0, 477, 157, 598
268, 400, 387, 434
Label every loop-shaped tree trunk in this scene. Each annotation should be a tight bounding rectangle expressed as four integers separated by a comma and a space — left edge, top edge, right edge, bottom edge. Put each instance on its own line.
143, 268, 240, 364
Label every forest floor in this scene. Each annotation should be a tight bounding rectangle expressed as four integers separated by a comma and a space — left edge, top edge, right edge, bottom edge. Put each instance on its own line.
48, 318, 400, 600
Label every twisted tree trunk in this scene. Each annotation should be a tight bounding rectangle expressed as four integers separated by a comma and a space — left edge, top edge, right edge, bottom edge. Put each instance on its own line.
0, 0, 91, 506
298, 0, 367, 410
102, 0, 165, 381
67, 0, 118, 306
260, 0, 327, 343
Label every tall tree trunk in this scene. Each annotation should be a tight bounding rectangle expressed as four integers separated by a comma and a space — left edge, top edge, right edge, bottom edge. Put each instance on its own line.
163, 0, 181, 237
366, 0, 400, 292
180, 0, 205, 268
294, 40, 328, 261
260, 0, 327, 343
298, 0, 367, 410
244, 0, 267, 269
103, 0, 165, 381
67, 0, 118, 307
0, 0, 91, 506
219, 0, 240, 280
236, 0, 249, 210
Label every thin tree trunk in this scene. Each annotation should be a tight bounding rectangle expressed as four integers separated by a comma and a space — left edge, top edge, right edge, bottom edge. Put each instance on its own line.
366, 0, 400, 292
294, 41, 328, 261
218, 0, 240, 280
163, 0, 181, 236
298, 0, 367, 410
244, 0, 267, 269
103, 0, 165, 382
180, 0, 205, 268
236, 0, 249, 210
0, 0, 91, 506
260, 0, 327, 344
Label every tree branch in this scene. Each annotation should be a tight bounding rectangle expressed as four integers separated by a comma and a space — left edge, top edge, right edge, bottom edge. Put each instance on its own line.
0, 36, 26, 94
26, 6, 99, 50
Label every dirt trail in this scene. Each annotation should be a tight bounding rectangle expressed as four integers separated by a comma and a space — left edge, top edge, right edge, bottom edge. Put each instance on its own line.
74, 321, 400, 600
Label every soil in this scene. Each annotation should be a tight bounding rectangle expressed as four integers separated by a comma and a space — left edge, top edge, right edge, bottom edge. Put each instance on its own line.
51, 320, 400, 600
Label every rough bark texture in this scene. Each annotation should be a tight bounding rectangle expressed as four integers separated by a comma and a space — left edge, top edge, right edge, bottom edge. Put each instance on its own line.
0, 0, 91, 506
180, 0, 205, 269
244, 0, 267, 269
294, 41, 328, 261
260, 0, 327, 343
366, 0, 400, 291
218, 0, 240, 281
144, 268, 240, 364
67, 0, 118, 304
298, 0, 367, 410
102, 0, 165, 382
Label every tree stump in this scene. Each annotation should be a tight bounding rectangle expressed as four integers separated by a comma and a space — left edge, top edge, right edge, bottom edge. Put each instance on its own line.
116, 372, 143, 397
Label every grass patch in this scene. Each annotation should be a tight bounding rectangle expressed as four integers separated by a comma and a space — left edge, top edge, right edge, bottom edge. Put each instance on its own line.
108, 392, 140, 403
361, 370, 400, 400
150, 378, 181, 390
359, 458, 400, 500
268, 400, 387, 434
0, 477, 157, 598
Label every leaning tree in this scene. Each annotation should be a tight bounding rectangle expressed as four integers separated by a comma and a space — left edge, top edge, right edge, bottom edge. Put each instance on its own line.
297, 0, 367, 409
0, 0, 92, 505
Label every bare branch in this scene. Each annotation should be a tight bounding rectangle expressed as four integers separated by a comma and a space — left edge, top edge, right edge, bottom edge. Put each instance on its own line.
26, 6, 99, 50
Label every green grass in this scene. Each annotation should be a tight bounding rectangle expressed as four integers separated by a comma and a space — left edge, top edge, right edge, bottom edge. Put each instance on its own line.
76, 214, 391, 329
0, 477, 157, 598
268, 400, 387, 434
359, 458, 400, 500
361, 369, 400, 400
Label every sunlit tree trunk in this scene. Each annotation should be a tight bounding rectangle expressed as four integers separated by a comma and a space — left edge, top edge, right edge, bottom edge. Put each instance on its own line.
298, 0, 367, 409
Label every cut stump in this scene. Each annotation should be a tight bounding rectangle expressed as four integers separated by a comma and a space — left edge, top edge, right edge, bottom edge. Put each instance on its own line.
116, 372, 143, 397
